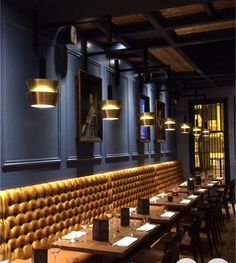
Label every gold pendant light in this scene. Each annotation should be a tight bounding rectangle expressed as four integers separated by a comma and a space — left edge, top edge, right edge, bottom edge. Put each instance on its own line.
101, 99, 121, 120
102, 58, 121, 120
192, 119, 201, 136
26, 78, 60, 108
164, 117, 176, 131
180, 122, 191, 133
140, 112, 155, 126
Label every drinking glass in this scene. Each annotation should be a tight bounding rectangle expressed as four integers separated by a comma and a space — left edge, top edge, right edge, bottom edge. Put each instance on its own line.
80, 219, 89, 243
142, 215, 150, 224
50, 237, 61, 263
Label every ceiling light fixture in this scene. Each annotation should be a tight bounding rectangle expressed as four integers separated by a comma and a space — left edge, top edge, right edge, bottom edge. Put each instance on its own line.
102, 59, 121, 120
165, 92, 176, 131
140, 112, 155, 126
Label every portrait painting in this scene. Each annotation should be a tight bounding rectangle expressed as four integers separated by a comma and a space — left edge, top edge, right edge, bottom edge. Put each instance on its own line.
155, 100, 165, 142
137, 94, 150, 142
76, 70, 102, 142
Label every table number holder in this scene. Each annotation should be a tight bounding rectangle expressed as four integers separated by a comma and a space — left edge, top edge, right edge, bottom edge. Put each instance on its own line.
137, 199, 150, 215
92, 219, 109, 242
121, 208, 130, 226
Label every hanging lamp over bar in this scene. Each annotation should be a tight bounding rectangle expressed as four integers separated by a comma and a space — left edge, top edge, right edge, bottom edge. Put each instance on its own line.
164, 92, 176, 131
180, 115, 191, 134
192, 119, 201, 136
140, 112, 155, 126
26, 78, 60, 108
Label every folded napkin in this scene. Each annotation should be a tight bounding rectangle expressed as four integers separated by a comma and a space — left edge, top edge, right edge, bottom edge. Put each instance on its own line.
180, 199, 191, 204
160, 211, 175, 218
197, 188, 207, 192
149, 196, 158, 202
0, 261, 9, 263
136, 223, 156, 231
188, 195, 198, 199
207, 183, 214, 186
62, 231, 86, 240
179, 182, 187, 186
113, 236, 138, 247
211, 181, 218, 184
157, 193, 167, 197
129, 207, 137, 214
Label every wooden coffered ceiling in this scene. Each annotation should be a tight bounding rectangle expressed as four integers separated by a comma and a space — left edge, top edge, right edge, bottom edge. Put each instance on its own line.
10, 0, 236, 90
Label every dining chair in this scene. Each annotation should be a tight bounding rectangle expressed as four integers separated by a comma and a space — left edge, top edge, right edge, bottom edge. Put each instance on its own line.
226, 179, 235, 217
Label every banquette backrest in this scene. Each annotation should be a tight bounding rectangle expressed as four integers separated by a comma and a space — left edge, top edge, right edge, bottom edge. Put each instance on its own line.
0, 160, 183, 260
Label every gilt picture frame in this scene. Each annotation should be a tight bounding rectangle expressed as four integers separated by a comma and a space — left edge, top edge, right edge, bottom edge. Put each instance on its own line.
75, 70, 103, 142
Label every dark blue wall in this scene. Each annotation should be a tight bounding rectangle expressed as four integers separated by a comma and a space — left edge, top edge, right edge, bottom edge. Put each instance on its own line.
0, 1, 177, 189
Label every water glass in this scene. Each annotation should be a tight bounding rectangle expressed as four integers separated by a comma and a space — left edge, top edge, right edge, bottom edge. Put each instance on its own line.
50, 237, 61, 263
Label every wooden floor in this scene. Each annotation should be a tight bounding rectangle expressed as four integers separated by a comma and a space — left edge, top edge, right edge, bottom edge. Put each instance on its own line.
180, 206, 236, 263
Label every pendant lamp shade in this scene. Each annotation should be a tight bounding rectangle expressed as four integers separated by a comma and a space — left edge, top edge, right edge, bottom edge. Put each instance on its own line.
26, 78, 59, 108
192, 126, 201, 136
202, 128, 210, 137
101, 99, 121, 120
140, 112, 155, 126
180, 122, 191, 133
164, 117, 176, 131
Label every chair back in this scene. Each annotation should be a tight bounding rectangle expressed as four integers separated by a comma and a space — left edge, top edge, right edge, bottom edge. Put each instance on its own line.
161, 240, 180, 263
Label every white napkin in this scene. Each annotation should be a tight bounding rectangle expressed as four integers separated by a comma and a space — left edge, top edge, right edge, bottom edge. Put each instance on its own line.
211, 181, 218, 184
179, 182, 187, 186
180, 199, 191, 204
62, 231, 87, 240
207, 183, 214, 186
136, 223, 156, 231
0, 261, 9, 263
157, 193, 167, 197
129, 207, 137, 214
113, 236, 138, 247
197, 188, 206, 192
160, 211, 175, 218
188, 195, 198, 199
149, 196, 158, 202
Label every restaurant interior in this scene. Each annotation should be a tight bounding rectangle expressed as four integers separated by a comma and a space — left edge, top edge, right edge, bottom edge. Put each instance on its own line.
0, 0, 235, 262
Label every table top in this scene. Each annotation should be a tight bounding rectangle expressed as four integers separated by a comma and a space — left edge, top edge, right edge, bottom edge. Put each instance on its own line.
129, 205, 180, 225
53, 219, 161, 258
149, 193, 200, 211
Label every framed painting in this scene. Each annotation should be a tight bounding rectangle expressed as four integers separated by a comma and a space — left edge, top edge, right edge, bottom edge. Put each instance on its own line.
137, 94, 150, 142
155, 100, 165, 142
75, 70, 102, 142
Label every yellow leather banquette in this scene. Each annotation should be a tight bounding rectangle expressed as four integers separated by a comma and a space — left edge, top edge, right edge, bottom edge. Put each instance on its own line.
0, 160, 183, 260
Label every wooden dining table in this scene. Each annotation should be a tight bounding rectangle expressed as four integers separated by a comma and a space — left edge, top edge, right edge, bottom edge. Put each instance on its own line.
149, 193, 201, 211
52, 219, 161, 262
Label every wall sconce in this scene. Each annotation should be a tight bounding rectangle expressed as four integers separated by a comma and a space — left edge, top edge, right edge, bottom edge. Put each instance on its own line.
26, 78, 60, 108
140, 112, 155, 126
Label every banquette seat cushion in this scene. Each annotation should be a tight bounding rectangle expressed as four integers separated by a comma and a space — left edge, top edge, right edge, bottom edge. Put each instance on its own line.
0, 160, 183, 260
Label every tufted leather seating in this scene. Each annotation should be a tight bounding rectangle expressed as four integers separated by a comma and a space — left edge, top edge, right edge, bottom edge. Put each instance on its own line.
0, 160, 183, 261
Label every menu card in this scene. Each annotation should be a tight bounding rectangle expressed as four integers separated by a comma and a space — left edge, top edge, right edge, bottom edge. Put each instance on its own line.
61, 231, 86, 240
92, 219, 109, 242
180, 199, 191, 204
121, 208, 130, 227
32, 249, 47, 263
197, 188, 207, 192
160, 211, 175, 218
137, 199, 150, 215
136, 223, 156, 231
188, 195, 198, 199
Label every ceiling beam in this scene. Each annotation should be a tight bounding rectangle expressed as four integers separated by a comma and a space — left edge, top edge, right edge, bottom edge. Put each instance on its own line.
36, 0, 201, 29
163, 8, 235, 31
144, 11, 217, 88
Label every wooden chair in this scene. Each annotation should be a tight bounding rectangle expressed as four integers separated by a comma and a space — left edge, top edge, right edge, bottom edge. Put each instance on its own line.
226, 179, 235, 216
179, 212, 204, 263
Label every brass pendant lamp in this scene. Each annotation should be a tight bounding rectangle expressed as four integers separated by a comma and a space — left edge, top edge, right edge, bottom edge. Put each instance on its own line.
180, 114, 191, 134
138, 74, 154, 126
26, 12, 60, 109
164, 93, 176, 131
192, 119, 201, 136
26, 78, 59, 108
202, 104, 210, 137
102, 59, 121, 120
